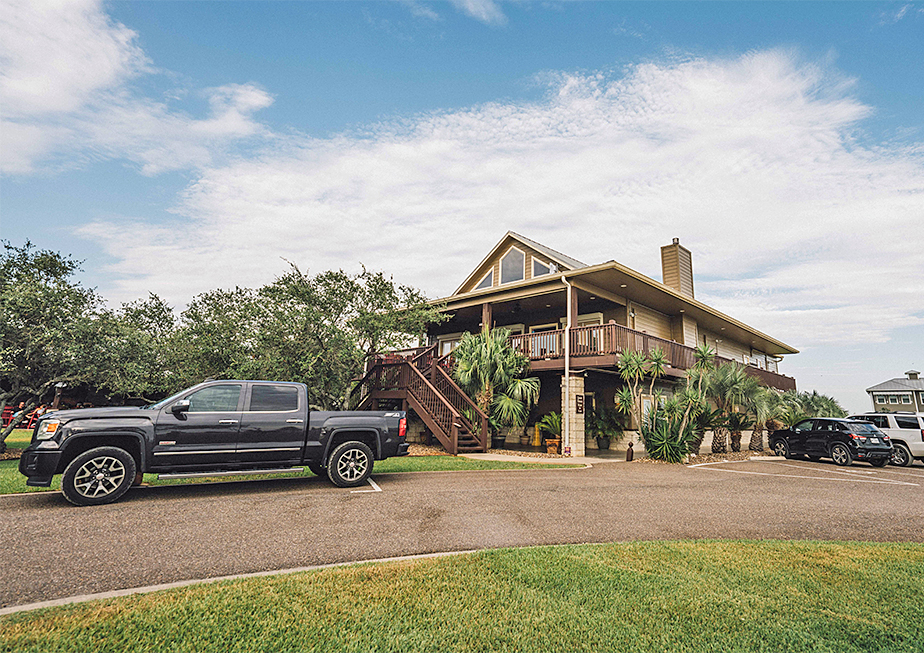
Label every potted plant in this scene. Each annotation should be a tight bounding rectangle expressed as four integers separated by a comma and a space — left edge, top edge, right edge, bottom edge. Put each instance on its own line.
490, 417, 508, 449
537, 412, 562, 454
519, 426, 531, 447
586, 405, 625, 451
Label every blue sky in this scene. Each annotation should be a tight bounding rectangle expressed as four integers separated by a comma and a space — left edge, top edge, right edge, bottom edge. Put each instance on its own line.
2, 1, 923, 413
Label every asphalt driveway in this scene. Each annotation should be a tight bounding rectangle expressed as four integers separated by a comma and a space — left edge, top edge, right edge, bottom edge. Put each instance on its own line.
2, 460, 923, 608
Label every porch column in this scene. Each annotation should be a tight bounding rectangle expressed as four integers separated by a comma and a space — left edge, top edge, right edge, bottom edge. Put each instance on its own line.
481, 302, 493, 331
561, 374, 585, 457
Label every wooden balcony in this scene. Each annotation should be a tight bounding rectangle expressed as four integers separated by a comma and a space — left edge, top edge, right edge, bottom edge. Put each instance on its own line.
508, 323, 796, 392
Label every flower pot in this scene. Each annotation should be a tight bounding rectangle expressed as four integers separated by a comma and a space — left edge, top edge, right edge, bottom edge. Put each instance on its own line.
519, 435, 530, 447
545, 438, 561, 454
491, 434, 507, 449
595, 437, 611, 451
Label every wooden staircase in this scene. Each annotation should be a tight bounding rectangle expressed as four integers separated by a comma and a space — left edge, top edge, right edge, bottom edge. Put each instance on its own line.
349, 345, 488, 454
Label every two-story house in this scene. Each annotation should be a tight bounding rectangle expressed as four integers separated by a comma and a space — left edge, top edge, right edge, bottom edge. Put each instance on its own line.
353, 232, 798, 456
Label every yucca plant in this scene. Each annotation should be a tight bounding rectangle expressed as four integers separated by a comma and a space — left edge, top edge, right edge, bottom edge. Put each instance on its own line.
640, 402, 695, 463
537, 412, 562, 438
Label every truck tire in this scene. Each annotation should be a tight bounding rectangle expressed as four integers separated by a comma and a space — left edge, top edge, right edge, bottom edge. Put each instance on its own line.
62, 446, 137, 506
326, 441, 373, 488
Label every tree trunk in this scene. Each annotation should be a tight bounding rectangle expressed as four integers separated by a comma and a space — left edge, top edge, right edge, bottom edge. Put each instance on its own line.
711, 427, 728, 454
0, 398, 39, 454
749, 423, 765, 451
730, 430, 741, 452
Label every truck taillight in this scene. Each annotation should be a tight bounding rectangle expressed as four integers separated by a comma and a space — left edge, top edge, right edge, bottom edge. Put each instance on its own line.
399, 417, 407, 439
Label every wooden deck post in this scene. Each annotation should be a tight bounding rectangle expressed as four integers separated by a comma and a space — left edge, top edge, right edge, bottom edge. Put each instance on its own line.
481, 302, 493, 332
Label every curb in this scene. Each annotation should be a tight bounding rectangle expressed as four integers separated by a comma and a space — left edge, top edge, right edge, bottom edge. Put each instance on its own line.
0, 550, 480, 617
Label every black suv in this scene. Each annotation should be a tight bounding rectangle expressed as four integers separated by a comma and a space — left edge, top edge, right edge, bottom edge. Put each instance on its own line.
769, 418, 893, 467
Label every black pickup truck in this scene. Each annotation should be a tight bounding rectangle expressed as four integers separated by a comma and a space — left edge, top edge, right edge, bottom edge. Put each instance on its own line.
19, 380, 408, 506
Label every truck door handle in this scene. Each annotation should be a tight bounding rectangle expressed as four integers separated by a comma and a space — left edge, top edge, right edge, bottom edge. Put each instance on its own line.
218, 419, 239, 425
286, 419, 304, 424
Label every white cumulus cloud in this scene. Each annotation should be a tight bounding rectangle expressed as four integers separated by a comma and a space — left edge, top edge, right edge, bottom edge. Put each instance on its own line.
77, 49, 923, 355
0, 0, 273, 174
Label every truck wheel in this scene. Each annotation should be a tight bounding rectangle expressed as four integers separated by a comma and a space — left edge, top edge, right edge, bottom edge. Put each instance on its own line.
326, 441, 373, 488
307, 461, 325, 476
62, 446, 136, 506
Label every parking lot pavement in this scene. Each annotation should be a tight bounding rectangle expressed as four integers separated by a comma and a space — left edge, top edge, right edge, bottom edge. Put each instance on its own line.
3, 461, 923, 608
690, 457, 924, 486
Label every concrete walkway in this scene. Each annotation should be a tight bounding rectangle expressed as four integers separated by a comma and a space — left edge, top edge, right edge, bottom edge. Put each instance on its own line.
461, 452, 624, 465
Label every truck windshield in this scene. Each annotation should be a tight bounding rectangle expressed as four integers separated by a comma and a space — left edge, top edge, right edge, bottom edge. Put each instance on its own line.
143, 388, 189, 410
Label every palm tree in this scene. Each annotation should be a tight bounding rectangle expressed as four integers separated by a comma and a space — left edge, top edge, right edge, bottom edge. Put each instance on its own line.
452, 328, 540, 440
704, 363, 761, 453
747, 388, 772, 452
617, 350, 647, 428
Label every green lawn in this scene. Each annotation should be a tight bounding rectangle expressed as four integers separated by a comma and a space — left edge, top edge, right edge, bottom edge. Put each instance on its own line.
3, 428, 33, 449
0, 454, 579, 495
3, 541, 922, 652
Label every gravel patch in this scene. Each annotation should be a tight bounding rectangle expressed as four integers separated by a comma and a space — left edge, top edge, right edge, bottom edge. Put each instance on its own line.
1, 448, 23, 461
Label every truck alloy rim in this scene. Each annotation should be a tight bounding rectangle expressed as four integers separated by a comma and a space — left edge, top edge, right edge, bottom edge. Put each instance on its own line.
73, 456, 126, 498
337, 450, 368, 481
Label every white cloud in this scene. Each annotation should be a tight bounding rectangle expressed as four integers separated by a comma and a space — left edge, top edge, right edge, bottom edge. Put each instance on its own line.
448, 0, 507, 25
79, 49, 924, 354
0, 0, 273, 174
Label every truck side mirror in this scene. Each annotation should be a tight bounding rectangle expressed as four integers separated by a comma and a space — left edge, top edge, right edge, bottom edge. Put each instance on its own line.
171, 399, 190, 415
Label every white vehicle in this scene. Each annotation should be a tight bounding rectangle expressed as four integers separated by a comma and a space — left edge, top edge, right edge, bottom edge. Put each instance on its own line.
848, 413, 924, 467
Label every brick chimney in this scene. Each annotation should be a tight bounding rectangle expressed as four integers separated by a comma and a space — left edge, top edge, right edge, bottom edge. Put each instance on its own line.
661, 237, 694, 298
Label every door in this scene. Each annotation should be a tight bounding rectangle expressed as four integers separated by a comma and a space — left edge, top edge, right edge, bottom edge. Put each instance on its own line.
788, 419, 814, 454
152, 383, 243, 469
805, 419, 835, 455
236, 383, 306, 465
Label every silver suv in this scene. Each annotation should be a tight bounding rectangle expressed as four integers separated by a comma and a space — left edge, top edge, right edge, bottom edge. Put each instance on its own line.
847, 413, 924, 466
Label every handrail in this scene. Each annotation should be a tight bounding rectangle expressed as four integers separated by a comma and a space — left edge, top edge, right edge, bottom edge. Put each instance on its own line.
433, 365, 489, 450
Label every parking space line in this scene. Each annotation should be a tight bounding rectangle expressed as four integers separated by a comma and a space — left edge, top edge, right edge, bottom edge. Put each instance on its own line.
691, 463, 918, 486
350, 478, 382, 493
764, 461, 876, 476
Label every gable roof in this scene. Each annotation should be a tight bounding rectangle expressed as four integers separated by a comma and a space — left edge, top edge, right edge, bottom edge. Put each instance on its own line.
866, 378, 924, 393
453, 231, 587, 295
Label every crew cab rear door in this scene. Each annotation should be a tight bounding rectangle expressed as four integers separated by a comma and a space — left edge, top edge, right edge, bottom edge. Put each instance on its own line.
236, 383, 307, 465
152, 383, 243, 469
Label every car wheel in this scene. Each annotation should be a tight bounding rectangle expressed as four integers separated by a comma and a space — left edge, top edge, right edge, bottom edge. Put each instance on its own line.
307, 461, 325, 476
890, 443, 912, 467
62, 446, 136, 506
869, 457, 889, 467
771, 439, 790, 459
326, 441, 374, 488
830, 443, 853, 467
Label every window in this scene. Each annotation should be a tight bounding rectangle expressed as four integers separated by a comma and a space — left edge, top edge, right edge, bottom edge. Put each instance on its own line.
533, 259, 551, 277
500, 248, 525, 284
249, 385, 299, 412
474, 271, 493, 290
901, 395, 912, 404
793, 419, 813, 433
186, 384, 241, 412
889, 395, 899, 404
921, 392, 924, 404
895, 416, 921, 430
874, 395, 887, 404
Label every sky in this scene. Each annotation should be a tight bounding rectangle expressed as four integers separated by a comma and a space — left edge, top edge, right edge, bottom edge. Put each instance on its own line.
1, 0, 922, 413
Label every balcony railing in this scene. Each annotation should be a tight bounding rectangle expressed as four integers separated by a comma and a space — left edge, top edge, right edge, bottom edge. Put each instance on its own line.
508, 323, 796, 391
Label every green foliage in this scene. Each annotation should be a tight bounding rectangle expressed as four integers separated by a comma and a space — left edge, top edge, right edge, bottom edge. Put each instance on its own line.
537, 412, 562, 438
0, 241, 103, 449
585, 405, 625, 442
452, 328, 540, 432
639, 397, 695, 462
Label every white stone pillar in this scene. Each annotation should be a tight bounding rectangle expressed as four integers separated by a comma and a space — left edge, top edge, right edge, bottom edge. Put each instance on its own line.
561, 375, 585, 457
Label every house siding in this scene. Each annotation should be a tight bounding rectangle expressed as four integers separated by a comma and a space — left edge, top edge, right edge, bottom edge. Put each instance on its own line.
700, 329, 751, 363
632, 303, 672, 340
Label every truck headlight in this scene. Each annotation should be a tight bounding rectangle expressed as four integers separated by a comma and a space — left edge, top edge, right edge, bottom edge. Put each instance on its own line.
36, 420, 60, 440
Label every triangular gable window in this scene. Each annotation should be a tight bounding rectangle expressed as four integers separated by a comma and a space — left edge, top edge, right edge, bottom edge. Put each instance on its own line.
474, 271, 493, 290
533, 259, 551, 277
500, 248, 525, 284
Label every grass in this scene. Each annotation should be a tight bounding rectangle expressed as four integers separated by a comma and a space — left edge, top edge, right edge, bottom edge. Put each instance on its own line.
0, 452, 580, 495
3, 428, 33, 449
2, 541, 923, 652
